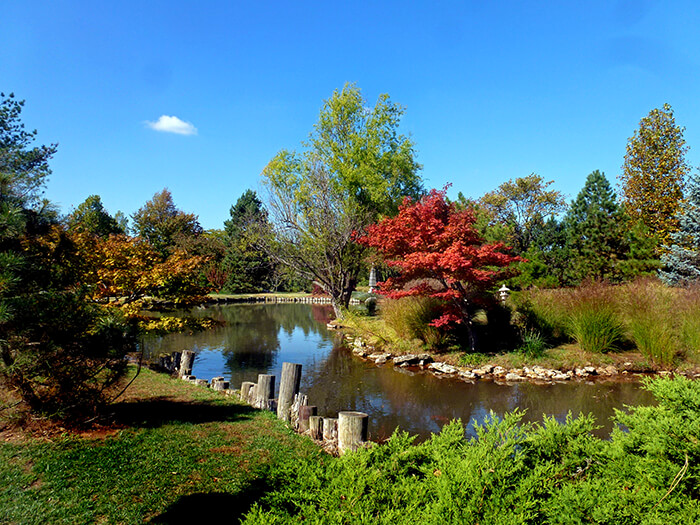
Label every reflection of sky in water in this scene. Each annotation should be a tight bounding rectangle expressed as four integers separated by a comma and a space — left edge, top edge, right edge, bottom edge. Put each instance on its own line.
145, 304, 655, 442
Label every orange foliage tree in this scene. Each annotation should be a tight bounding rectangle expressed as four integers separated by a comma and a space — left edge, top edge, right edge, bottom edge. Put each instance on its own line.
359, 189, 521, 350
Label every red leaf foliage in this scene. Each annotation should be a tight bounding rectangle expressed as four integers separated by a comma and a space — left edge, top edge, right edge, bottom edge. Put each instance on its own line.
359, 189, 522, 328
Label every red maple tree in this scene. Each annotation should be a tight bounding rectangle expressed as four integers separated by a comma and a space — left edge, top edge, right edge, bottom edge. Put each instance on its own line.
359, 189, 521, 349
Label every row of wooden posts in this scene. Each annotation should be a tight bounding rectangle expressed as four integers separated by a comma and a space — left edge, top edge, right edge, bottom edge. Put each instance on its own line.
165, 351, 368, 454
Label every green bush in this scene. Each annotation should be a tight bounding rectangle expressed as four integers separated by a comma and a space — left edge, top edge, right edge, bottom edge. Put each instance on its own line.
243, 377, 700, 524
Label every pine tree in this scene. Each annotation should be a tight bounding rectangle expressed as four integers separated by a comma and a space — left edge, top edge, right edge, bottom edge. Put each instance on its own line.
564, 171, 623, 283
620, 103, 689, 250
660, 170, 700, 285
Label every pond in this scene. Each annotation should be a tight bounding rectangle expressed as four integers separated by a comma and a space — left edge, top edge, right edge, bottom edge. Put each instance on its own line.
140, 303, 656, 441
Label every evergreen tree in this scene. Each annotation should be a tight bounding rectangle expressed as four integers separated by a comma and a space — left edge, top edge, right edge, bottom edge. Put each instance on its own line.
660, 170, 700, 285
564, 171, 623, 283
620, 103, 689, 250
222, 190, 273, 293
510, 217, 568, 288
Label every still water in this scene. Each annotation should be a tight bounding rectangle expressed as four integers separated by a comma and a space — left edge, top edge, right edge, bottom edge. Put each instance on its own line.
140, 303, 655, 441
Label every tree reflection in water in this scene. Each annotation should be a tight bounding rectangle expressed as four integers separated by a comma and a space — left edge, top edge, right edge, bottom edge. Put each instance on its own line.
141, 304, 655, 442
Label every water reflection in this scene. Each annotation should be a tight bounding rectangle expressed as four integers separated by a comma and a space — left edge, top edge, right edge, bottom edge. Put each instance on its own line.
140, 304, 655, 442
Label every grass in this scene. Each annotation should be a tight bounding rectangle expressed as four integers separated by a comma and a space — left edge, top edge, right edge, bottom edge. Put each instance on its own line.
0, 367, 323, 524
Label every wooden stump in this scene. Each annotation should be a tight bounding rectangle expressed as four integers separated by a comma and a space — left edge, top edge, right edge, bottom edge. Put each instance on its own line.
212, 380, 229, 391
338, 411, 368, 454
195, 379, 209, 387
309, 416, 323, 440
323, 417, 338, 441
240, 381, 255, 401
277, 362, 302, 421
179, 350, 195, 378
255, 374, 275, 410
298, 405, 317, 433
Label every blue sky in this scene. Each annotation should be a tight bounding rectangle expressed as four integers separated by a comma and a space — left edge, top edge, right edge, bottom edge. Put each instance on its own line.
2, 1, 699, 230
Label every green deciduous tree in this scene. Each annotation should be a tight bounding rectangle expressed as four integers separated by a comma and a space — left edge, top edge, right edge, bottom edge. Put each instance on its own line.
66, 194, 124, 237
479, 174, 567, 254
131, 188, 203, 255
620, 103, 689, 250
262, 84, 423, 317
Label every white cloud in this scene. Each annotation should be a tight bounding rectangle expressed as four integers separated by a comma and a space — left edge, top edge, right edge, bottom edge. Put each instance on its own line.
145, 115, 197, 135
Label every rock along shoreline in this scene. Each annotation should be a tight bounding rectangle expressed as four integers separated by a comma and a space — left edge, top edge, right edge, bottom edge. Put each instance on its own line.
334, 328, 700, 384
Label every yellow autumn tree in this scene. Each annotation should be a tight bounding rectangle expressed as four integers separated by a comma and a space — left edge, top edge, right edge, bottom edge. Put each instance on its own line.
620, 103, 689, 250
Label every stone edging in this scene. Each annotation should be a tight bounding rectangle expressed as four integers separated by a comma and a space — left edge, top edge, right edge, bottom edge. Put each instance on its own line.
343, 334, 699, 384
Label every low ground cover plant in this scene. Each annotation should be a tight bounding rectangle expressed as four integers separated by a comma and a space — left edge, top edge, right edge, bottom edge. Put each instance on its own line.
244, 376, 700, 524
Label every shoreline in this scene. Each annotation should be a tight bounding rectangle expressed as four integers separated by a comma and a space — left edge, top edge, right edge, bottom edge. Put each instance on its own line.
336, 326, 700, 385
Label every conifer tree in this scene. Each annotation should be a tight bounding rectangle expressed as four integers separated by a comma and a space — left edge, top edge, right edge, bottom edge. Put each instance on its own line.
660, 170, 700, 285
620, 103, 689, 249
564, 171, 622, 282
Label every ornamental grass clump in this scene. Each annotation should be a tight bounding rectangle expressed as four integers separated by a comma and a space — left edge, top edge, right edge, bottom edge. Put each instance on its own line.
565, 283, 624, 353
620, 280, 679, 367
380, 296, 445, 347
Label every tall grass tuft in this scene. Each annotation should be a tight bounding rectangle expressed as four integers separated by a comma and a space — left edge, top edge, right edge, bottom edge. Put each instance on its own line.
678, 285, 700, 365
620, 280, 678, 367
380, 296, 446, 347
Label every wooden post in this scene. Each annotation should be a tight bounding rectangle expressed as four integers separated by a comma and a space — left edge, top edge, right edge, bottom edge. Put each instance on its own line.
323, 417, 338, 441
277, 362, 302, 421
195, 379, 209, 387
299, 405, 317, 433
309, 416, 323, 440
248, 384, 258, 404
179, 350, 195, 378
213, 380, 229, 391
255, 374, 275, 410
338, 411, 368, 454
171, 351, 182, 371
240, 381, 255, 401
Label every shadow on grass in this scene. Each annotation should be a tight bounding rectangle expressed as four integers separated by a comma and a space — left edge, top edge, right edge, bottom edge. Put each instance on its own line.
110, 397, 257, 428
149, 478, 270, 524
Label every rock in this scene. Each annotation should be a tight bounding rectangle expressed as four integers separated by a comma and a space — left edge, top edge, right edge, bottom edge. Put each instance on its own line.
600, 365, 618, 375
458, 370, 476, 379
551, 373, 570, 381
583, 366, 597, 375
505, 372, 525, 382
428, 362, 459, 374
369, 352, 392, 364
393, 354, 421, 366
492, 366, 506, 376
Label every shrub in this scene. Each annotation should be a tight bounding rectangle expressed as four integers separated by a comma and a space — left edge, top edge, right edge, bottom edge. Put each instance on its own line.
0, 291, 135, 418
244, 378, 700, 524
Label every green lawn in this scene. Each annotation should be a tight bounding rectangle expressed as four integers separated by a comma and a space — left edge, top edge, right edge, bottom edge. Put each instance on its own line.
0, 368, 323, 524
